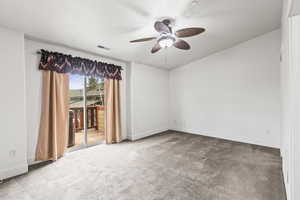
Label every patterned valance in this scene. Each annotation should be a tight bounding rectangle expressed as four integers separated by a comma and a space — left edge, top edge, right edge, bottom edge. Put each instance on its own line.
38, 49, 122, 80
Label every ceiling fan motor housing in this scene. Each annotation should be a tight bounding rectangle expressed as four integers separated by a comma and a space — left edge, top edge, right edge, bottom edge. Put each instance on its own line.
162, 19, 173, 33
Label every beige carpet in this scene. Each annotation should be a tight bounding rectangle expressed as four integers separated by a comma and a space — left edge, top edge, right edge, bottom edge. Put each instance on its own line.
0, 131, 285, 200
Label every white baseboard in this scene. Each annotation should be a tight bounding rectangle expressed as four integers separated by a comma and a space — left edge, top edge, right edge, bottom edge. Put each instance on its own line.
27, 157, 36, 166
171, 128, 279, 149
128, 128, 169, 141
0, 162, 28, 180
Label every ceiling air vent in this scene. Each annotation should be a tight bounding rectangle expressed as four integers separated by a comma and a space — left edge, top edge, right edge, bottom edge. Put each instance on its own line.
97, 45, 110, 51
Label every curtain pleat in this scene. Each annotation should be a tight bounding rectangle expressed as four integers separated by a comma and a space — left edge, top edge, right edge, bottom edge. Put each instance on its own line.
36, 71, 69, 161
104, 78, 121, 144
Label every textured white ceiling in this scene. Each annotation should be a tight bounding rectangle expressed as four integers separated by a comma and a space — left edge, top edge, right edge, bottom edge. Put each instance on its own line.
0, 0, 282, 68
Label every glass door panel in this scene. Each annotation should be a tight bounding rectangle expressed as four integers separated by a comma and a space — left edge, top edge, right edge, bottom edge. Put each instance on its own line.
86, 77, 105, 145
68, 74, 85, 148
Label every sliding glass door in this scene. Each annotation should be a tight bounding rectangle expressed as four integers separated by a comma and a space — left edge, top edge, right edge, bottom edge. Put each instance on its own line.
69, 74, 85, 148
68, 74, 105, 150
86, 77, 105, 145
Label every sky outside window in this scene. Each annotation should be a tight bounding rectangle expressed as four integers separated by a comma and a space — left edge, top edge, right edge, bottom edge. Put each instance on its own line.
70, 74, 84, 90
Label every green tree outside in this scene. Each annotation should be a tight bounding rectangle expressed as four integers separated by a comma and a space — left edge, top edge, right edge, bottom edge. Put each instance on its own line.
87, 77, 99, 91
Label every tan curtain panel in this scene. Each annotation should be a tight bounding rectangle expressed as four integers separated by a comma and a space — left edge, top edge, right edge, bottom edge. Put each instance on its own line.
104, 78, 121, 144
36, 71, 69, 161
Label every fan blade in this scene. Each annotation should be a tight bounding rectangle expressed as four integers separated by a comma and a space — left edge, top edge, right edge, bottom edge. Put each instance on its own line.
175, 27, 205, 38
154, 21, 170, 33
130, 37, 156, 43
173, 39, 191, 50
151, 43, 161, 53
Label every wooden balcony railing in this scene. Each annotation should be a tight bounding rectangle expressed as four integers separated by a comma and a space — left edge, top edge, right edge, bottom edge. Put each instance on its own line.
68, 106, 104, 147
69, 106, 104, 132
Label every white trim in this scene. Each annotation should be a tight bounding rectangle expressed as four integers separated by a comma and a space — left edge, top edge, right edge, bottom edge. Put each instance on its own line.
128, 128, 169, 141
288, 15, 300, 200
0, 162, 28, 180
120, 63, 128, 140
171, 128, 280, 149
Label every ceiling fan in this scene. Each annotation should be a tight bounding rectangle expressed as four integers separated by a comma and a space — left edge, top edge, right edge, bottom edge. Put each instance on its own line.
130, 19, 205, 53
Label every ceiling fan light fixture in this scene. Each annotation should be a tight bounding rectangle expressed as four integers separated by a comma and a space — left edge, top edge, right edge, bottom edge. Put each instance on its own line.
129, 19, 205, 53
158, 35, 175, 48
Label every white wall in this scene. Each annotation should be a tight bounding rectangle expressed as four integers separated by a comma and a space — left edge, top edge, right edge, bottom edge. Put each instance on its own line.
281, 8, 300, 199
0, 26, 27, 179
128, 62, 169, 140
25, 39, 128, 164
280, 1, 292, 198
291, 15, 300, 200
169, 30, 281, 148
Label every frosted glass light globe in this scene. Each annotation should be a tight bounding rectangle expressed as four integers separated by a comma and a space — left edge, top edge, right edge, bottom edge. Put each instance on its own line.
159, 38, 174, 48
158, 34, 176, 48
